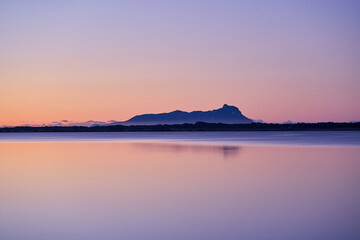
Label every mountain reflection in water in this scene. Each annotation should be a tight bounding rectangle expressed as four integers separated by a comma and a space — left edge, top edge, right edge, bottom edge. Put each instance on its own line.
132, 143, 241, 159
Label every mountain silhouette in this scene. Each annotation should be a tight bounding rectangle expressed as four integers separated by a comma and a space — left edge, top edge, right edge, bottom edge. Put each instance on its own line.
116, 104, 253, 125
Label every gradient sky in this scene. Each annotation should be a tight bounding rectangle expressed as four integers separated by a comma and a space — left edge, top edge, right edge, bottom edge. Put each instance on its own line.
1, 0, 359, 125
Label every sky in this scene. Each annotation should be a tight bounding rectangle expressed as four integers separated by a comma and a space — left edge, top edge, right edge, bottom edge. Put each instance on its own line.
1, 0, 359, 125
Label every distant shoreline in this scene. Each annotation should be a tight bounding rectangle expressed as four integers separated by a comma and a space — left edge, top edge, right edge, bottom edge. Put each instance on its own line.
0, 122, 359, 132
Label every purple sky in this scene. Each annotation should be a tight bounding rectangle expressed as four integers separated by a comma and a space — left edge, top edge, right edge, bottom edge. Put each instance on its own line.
1, 0, 359, 125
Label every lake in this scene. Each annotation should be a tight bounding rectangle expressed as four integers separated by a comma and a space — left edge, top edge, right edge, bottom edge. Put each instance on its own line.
0, 131, 359, 240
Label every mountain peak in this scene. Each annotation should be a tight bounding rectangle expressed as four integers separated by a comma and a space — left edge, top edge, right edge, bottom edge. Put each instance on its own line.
221, 104, 239, 111
120, 104, 253, 125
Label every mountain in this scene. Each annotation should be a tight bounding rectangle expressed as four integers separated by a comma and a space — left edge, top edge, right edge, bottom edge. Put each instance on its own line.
115, 104, 253, 125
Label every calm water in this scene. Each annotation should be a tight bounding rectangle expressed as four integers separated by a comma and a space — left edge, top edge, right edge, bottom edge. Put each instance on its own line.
0, 132, 359, 240
0, 131, 360, 146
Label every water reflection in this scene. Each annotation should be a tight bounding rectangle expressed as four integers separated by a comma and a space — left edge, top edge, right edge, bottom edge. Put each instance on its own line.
132, 142, 241, 159
0, 142, 359, 240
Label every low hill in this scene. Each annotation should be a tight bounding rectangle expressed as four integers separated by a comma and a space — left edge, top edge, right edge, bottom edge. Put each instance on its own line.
116, 104, 253, 125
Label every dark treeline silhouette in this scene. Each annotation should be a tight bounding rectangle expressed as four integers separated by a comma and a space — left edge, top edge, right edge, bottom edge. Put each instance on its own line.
0, 122, 359, 132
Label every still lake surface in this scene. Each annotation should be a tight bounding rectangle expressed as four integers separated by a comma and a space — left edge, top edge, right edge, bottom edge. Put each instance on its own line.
0, 131, 359, 240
